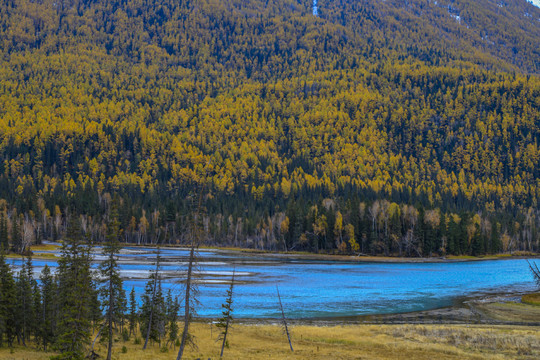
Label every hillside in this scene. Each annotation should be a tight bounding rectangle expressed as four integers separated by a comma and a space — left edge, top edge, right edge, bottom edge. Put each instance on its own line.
0, 0, 539, 256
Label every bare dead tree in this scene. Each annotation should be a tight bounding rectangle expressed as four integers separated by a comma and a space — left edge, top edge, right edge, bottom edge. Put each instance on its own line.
21, 215, 35, 253
217, 268, 235, 358
276, 285, 293, 352
88, 324, 105, 358
177, 183, 205, 360
527, 260, 540, 288
176, 240, 200, 359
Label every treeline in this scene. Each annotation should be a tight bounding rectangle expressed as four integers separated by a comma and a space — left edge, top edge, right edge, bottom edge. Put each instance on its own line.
0, 0, 539, 257
0, 194, 537, 257
0, 216, 187, 359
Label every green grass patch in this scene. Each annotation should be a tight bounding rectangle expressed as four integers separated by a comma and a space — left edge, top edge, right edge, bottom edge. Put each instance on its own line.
6, 252, 58, 260
446, 255, 483, 260
30, 244, 60, 251
522, 293, 540, 306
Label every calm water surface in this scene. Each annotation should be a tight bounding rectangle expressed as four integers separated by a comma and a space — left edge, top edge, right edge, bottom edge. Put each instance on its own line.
8, 246, 536, 319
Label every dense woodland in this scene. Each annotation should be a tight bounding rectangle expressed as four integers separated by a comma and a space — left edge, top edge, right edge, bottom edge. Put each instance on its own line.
0, 0, 539, 256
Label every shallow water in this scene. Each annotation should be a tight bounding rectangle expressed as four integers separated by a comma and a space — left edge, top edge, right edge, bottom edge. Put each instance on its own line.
8, 246, 536, 319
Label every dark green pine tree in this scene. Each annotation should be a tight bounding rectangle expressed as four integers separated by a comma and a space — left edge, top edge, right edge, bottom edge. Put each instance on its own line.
31, 272, 41, 344
39, 264, 57, 351
142, 247, 162, 349
86, 230, 102, 333
118, 287, 127, 337
15, 255, 36, 346
89, 287, 102, 337
490, 222, 502, 254
471, 223, 483, 256
140, 280, 156, 345
458, 214, 470, 255
446, 216, 458, 255
155, 280, 167, 345
0, 213, 8, 252
166, 290, 180, 349
99, 203, 124, 360
11, 215, 22, 255
140, 277, 164, 347
128, 287, 138, 337
0, 249, 17, 347
53, 215, 95, 360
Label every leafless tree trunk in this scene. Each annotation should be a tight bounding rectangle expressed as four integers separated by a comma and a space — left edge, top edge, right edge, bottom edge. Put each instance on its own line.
177, 243, 196, 360
22, 216, 35, 253
219, 269, 235, 358
276, 285, 293, 352
106, 280, 114, 360
88, 324, 105, 358
528, 260, 540, 288
177, 184, 204, 360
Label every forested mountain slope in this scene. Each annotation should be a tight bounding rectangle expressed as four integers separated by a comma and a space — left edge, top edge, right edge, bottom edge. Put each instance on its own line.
0, 0, 539, 256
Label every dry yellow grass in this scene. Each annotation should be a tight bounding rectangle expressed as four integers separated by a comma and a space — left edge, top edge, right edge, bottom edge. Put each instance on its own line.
2, 323, 539, 360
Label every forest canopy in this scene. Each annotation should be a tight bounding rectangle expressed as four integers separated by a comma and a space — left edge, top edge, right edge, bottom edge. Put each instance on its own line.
0, 0, 539, 256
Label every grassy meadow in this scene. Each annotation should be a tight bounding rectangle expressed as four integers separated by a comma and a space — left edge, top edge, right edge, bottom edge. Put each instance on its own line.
1, 321, 539, 360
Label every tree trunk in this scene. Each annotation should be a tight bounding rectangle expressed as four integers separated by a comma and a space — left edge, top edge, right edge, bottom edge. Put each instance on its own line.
177, 244, 195, 360
276, 286, 293, 352
106, 276, 113, 360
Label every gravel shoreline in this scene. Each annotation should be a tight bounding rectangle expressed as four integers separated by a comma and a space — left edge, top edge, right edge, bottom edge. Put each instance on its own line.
231, 291, 540, 326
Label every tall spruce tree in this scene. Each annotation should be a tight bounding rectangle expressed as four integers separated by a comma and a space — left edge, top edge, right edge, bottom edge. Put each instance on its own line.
142, 247, 162, 349
118, 287, 127, 336
31, 272, 41, 345
128, 287, 137, 337
99, 203, 124, 360
140, 275, 166, 347
166, 290, 180, 348
54, 215, 95, 360
0, 250, 16, 347
15, 255, 36, 346
140, 279, 157, 345
11, 215, 22, 254
0, 213, 8, 252
39, 264, 57, 351
155, 280, 167, 344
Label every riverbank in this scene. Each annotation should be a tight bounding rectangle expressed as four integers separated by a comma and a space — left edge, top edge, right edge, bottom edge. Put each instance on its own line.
121, 244, 540, 264
21, 241, 540, 264
225, 250, 539, 264
357, 292, 540, 326
231, 291, 540, 327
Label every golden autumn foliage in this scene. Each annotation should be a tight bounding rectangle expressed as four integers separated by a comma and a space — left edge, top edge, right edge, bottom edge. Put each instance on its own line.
0, 0, 538, 255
